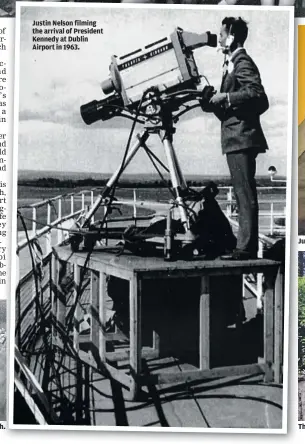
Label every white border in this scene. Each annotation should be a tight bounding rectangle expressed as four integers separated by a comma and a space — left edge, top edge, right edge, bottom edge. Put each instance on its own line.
283, 5, 294, 437
8, 2, 295, 434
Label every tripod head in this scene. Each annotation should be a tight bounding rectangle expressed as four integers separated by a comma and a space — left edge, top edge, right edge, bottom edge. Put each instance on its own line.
80, 84, 216, 126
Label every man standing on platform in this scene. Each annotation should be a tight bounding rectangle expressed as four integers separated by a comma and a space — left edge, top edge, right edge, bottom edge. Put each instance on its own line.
208, 17, 269, 260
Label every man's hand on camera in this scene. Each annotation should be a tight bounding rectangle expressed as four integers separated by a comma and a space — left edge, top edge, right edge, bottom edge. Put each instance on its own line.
209, 92, 227, 106
200, 85, 216, 112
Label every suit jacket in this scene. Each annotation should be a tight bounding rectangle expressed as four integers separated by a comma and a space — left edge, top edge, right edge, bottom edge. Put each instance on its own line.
215, 48, 269, 155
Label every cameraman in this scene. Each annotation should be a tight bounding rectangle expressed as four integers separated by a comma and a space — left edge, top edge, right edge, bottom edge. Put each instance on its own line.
208, 17, 269, 260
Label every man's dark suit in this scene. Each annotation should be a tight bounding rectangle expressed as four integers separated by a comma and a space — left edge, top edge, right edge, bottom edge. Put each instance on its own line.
217, 48, 269, 256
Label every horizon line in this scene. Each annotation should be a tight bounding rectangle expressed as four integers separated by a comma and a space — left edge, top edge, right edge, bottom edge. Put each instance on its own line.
18, 169, 286, 178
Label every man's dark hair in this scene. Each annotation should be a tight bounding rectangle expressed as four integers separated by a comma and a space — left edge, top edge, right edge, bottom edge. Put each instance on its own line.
222, 17, 248, 45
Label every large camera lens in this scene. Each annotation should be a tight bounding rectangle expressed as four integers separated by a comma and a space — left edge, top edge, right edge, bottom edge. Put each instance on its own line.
80, 100, 102, 125
80, 96, 123, 125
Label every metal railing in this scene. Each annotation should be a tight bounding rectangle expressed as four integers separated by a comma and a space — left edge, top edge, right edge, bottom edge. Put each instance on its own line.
17, 185, 286, 255
219, 186, 286, 236
17, 188, 97, 254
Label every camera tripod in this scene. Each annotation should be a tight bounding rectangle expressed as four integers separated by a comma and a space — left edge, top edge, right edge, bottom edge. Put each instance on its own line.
70, 94, 200, 251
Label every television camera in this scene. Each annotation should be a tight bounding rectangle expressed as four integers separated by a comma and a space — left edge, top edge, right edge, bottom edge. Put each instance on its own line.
70, 27, 219, 258
81, 28, 217, 124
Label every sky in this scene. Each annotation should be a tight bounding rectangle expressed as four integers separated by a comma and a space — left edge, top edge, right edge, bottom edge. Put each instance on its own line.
17, 5, 292, 177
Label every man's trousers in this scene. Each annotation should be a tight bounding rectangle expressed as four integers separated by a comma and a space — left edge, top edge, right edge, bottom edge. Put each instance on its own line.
226, 150, 259, 257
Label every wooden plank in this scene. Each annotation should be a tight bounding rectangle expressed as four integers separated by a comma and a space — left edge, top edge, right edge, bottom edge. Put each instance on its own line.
55, 246, 134, 280
57, 262, 67, 333
141, 363, 267, 385
99, 272, 107, 361
274, 266, 284, 384
51, 254, 58, 345
90, 270, 101, 360
129, 273, 141, 399
152, 330, 160, 357
264, 271, 275, 383
73, 264, 80, 353
80, 331, 128, 342
138, 265, 280, 280
199, 276, 210, 370
106, 331, 128, 342
106, 348, 159, 362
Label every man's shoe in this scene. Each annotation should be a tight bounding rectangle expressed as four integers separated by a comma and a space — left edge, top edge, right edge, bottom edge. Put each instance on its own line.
220, 249, 257, 260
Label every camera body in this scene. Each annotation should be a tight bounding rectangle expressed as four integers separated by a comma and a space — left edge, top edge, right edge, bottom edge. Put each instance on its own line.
80, 27, 217, 125
101, 28, 216, 106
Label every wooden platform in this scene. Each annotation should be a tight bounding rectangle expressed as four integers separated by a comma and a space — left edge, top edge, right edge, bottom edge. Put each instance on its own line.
53, 246, 283, 401
55, 245, 280, 279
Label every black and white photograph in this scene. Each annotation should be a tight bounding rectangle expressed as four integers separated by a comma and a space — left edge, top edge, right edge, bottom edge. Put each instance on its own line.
0, 0, 15, 17
11, 3, 293, 431
296, 0, 305, 16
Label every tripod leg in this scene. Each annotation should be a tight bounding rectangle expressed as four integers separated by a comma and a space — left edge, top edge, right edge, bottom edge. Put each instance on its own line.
106, 130, 149, 190
82, 130, 149, 227
171, 144, 187, 191
161, 135, 193, 238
